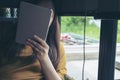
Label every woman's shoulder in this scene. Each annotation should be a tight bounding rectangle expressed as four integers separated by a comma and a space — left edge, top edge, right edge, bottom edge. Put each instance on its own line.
60, 42, 65, 53
59, 42, 66, 58
60, 42, 65, 49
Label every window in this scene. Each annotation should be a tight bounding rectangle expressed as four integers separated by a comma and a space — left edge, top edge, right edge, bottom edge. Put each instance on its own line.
60, 16, 120, 80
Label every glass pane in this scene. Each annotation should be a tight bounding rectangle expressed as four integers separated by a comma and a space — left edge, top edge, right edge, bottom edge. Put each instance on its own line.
114, 20, 120, 80
61, 16, 100, 80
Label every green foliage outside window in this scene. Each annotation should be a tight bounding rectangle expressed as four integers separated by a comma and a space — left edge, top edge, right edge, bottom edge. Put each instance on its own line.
61, 16, 120, 43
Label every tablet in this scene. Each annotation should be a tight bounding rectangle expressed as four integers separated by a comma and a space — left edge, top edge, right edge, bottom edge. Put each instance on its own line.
16, 1, 52, 44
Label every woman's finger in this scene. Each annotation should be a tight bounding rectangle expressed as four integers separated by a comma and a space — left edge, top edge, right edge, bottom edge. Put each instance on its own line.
33, 35, 47, 47
26, 40, 34, 48
26, 41, 43, 56
26, 39, 45, 53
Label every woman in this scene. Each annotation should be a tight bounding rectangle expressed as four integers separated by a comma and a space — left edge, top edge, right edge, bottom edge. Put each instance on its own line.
0, 0, 67, 80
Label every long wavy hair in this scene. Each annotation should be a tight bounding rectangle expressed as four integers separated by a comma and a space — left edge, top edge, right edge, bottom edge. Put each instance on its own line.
32, 0, 60, 69
0, 0, 60, 69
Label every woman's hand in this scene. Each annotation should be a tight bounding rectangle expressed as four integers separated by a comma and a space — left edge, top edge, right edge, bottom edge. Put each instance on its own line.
26, 35, 62, 80
26, 35, 49, 61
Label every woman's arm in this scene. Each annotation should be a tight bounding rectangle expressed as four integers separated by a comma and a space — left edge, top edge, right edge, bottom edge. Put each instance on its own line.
26, 35, 62, 80
40, 55, 62, 80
